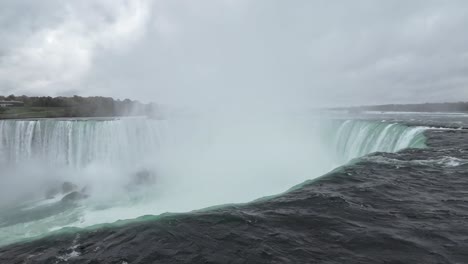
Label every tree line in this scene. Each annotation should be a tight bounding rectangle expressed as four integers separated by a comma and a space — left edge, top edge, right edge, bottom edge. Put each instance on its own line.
0, 95, 159, 118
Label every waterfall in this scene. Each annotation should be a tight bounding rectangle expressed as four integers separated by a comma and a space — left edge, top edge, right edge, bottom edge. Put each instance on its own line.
0, 118, 426, 168
0, 118, 168, 167
332, 120, 426, 163
0, 117, 428, 247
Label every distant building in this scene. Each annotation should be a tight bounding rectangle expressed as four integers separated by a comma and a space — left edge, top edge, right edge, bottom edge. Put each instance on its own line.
0, 101, 24, 107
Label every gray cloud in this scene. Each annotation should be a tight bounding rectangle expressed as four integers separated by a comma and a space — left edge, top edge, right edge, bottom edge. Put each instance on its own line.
1, 0, 468, 107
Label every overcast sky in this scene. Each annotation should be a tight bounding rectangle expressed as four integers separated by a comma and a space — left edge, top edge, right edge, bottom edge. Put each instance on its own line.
1, 0, 468, 107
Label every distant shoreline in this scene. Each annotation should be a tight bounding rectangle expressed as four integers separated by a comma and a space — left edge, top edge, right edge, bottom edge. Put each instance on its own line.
0, 116, 126, 121
331, 102, 468, 114
0, 95, 159, 120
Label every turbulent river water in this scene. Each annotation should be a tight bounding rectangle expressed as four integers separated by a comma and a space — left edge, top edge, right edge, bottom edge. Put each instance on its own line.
0, 113, 467, 263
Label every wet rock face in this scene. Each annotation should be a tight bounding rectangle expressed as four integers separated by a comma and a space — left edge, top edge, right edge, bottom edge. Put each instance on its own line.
45, 187, 60, 199
44, 182, 80, 200
62, 182, 78, 194
126, 169, 157, 191
134, 169, 157, 185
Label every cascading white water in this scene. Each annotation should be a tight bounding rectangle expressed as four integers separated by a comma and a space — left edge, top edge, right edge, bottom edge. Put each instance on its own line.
331, 120, 426, 163
0, 118, 167, 167
0, 117, 426, 247
0, 118, 425, 168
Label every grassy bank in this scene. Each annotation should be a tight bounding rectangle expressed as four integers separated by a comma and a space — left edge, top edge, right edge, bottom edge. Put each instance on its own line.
0, 107, 70, 119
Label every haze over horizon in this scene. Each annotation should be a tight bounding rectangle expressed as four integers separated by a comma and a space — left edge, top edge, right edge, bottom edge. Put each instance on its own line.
1, 0, 468, 108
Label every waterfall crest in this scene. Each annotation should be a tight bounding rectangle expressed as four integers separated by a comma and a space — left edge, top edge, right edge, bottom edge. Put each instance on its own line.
0, 118, 426, 168
332, 120, 426, 163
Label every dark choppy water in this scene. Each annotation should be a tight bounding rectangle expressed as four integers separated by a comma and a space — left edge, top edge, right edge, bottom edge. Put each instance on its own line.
1, 126, 468, 263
